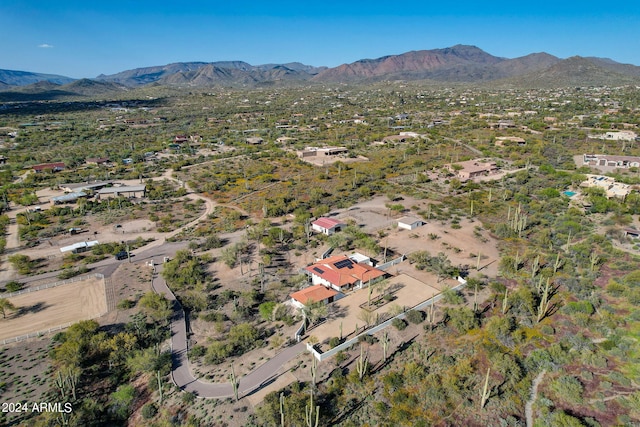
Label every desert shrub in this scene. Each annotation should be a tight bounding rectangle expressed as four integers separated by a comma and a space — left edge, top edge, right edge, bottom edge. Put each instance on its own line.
201, 311, 227, 322
562, 301, 594, 316
329, 337, 342, 348
441, 286, 464, 305
141, 403, 158, 420
405, 309, 424, 324
188, 345, 206, 359
117, 299, 135, 310
551, 375, 584, 404
606, 280, 626, 297
358, 334, 377, 345
335, 351, 348, 364
4, 281, 23, 293
392, 318, 407, 331
57, 266, 89, 279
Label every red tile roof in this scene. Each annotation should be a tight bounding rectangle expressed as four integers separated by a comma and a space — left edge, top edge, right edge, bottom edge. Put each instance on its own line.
312, 217, 344, 230
290, 285, 338, 305
305, 255, 386, 289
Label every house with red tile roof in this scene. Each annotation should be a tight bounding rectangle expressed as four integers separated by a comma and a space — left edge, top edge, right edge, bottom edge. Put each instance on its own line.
290, 285, 339, 309
304, 254, 386, 292
311, 217, 345, 236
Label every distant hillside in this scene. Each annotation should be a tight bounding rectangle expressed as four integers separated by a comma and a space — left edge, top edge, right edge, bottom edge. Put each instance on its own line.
313, 45, 504, 82
61, 79, 128, 96
0, 79, 127, 101
311, 46, 640, 87
0, 69, 75, 86
2, 45, 640, 95
501, 56, 640, 88
158, 63, 316, 87
98, 61, 325, 87
96, 62, 224, 86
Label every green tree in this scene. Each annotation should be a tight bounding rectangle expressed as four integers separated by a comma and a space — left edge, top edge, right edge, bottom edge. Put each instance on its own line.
138, 292, 172, 324
259, 301, 277, 321
110, 384, 136, 420
7, 254, 34, 275
0, 298, 16, 318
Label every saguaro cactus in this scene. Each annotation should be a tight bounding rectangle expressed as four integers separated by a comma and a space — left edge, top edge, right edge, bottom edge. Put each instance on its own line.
480, 368, 491, 408
356, 345, 369, 381
230, 364, 239, 402
305, 390, 320, 427
502, 289, 509, 314
382, 330, 390, 362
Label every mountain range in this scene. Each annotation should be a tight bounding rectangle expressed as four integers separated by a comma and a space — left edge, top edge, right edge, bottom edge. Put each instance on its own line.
1, 45, 640, 97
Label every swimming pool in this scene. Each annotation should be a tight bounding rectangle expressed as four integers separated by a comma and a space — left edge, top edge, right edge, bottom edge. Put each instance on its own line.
564, 191, 576, 197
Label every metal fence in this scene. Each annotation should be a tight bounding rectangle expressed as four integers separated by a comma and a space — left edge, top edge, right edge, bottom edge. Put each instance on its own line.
1, 310, 109, 346
2, 273, 105, 298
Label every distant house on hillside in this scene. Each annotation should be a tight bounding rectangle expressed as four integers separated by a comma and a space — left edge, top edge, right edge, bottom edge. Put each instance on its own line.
86, 157, 110, 166
582, 154, 640, 169
174, 135, 189, 143
297, 146, 348, 158
494, 136, 526, 147
246, 137, 264, 145
445, 159, 498, 182
97, 185, 146, 200
32, 162, 65, 173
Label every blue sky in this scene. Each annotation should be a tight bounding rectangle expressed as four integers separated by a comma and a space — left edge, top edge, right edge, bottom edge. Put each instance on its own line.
1, 0, 639, 78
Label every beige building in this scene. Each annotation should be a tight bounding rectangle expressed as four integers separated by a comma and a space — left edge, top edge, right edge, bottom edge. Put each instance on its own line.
580, 175, 632, 199
446, 159, 499, 182
297, 146, 348, 158
582, 154, 640, 169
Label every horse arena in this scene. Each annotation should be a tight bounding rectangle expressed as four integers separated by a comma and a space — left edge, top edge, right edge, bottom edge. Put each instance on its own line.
0, 275, 108, 342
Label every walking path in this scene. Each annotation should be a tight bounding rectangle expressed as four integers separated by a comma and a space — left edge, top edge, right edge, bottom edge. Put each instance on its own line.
526, 370, 546, 427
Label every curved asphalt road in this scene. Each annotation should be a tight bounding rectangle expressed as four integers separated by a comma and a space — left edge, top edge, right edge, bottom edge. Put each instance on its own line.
3, 171, 306, 398
151, 269, 305, 398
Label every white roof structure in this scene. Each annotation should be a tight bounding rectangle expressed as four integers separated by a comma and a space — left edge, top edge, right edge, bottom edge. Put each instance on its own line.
60, 240, 99, 253
97, 185, 146, 195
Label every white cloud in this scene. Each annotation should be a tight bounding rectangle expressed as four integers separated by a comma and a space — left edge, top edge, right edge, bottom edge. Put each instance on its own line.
38, 44, 54, 48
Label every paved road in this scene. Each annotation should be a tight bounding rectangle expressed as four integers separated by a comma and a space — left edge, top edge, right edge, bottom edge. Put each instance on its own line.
151, 267, 305, 398
2, 168, 307, 398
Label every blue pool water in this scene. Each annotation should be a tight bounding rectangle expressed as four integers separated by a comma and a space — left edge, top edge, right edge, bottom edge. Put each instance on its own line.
564, 191, 576, 197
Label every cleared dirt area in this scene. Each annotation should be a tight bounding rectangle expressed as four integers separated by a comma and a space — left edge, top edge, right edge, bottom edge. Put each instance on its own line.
310, 272, 445, 343
0, 276, 107, 341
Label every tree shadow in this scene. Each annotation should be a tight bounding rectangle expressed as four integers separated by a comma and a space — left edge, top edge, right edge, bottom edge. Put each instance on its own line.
14, 301, 49, 317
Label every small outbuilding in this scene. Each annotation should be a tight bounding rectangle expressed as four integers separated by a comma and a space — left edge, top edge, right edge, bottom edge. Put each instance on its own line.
60, 240, 99, 254
311, 217, 345, 236
51, 192, 87, 205
290, 285, 339, 309
97, 185, 146, 199
397, 216, 425, 230
624, 228, 640, 239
